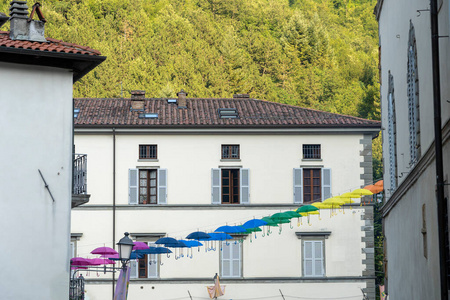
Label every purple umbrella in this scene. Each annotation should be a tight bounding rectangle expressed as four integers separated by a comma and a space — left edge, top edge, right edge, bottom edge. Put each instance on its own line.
91, 247, 118, 255
133, 241, 150, 250
70, 257, 93, 266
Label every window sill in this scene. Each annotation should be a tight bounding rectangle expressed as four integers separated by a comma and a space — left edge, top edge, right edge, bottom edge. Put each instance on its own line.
220, 159, 241, 162
138, 159, 159, 162
301, 159, 322, 162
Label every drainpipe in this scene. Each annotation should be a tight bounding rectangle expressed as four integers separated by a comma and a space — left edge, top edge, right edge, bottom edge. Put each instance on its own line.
112, 127, 116, 299
430, 1, 448, 299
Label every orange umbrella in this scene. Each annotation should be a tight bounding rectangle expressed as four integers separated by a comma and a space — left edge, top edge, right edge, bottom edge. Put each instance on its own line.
364, 184, 383, 194
374, 180, 383, 187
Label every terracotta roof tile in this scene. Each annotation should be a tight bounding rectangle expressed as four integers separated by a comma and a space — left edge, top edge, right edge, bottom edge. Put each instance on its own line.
0, 31, 101, 55
74, 97, 381, 129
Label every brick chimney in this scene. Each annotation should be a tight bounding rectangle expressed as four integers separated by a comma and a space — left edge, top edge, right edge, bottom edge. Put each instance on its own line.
10, 1, 47, 42
130, 90, 145, 111
177, 89, 187, 108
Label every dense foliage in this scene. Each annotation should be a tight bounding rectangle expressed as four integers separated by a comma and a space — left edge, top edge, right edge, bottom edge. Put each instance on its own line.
1, 0, 380, 120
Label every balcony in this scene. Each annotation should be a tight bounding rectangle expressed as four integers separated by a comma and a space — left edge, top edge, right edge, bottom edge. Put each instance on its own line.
69, 275, 85, 300
72, 154, 90, 208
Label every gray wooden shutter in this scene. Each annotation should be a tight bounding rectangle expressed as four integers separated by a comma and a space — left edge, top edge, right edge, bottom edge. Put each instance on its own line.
129, 169, 139, 205
231, 242, 242, 277
294, 168, 303, 204
388, 93, 397, 190
157, 169, 167, 205
148, 253, 158, 278
212, 169, 221, 204
221, 241, 231, 277
303, 240, 313, 276
240, 168, 250, 204
129, 260, 138, 278
321, 168, 331, 201
313, 241, 324, 276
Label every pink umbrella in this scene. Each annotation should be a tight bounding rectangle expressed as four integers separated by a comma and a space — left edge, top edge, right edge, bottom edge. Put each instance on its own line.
91, 247, 118, 255
71, 257, 94, 266
91, 258, 115, 265
101, 253, 119, 259
133, 241, 150, 250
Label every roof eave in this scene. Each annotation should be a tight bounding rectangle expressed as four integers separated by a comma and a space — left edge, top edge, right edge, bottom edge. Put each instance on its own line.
0, 46, 106, 82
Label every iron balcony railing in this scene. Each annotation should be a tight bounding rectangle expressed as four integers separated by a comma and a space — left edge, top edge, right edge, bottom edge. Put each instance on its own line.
73, 154, 87, 195
69, 275, 85, 300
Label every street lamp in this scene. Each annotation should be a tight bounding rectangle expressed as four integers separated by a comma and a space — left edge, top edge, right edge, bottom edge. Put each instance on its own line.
117, 232, 134, 269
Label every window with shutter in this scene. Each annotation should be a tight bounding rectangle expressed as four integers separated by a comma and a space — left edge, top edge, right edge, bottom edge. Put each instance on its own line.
221, 241, 242, 278
212, 168, 250, 205
407, 22, 420, 166
387, 72, 398, 191
303, 169, 321, 202
303, 240, 324, 277
130, 169, 168, 205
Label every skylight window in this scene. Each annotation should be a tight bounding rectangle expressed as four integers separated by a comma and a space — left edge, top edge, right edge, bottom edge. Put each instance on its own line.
218, 108, 238, 119
167, 98, 177, 104
138, 113, 158, 119
74, 108, 80, 118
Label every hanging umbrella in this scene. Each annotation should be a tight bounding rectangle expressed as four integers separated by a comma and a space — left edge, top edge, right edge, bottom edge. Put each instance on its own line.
179, 240, 203, 247
214, 225, 247, 234
296, 205, 319, 214
206, 232, 234, 241
70, 257, 95, 266
352, 189, 374, 196
91, 246, 118, 255
155, 237, 180, 247
311, 202, 332, 209
282, 211, 302, 218
363, 184, 383, 194
260, 217, 279, 226
90, 258, 115, 265
133, 241, 150, 250
186, 231, 211, 240
374, 180, 383, 187
136, 247, 172, 254
242, 219, 268, 229
109, 252, 143, 260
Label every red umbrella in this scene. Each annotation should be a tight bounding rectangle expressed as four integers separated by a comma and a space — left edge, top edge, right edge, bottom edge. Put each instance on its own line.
91, 247, 118, 255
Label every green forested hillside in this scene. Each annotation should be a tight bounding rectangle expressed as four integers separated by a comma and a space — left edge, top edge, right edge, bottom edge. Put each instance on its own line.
0, 0, 380, 120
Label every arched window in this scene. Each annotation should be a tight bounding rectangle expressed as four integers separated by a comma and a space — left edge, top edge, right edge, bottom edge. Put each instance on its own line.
388, 71, 397, 191
407, 21, 421, 166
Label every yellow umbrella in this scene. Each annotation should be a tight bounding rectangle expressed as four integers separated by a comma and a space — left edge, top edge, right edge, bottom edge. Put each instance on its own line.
352, 189, 373, 196
323, 198, 345, 216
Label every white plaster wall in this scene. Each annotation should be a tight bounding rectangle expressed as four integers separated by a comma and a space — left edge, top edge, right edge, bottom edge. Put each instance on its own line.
379, 0, 450, 195
72, 207, 365, 279
72, 128, 371, 299
75, 133, 366, 206
83, 281, 368, 300
0, 62, 73, 299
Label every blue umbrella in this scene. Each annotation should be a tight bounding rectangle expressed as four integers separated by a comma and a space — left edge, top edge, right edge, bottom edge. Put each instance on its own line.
135, 247, 172, 254
155, 237, 180, 247
206, 233, 233, 241
214, 225, 247, 234
179, 240, 203, 248
242, 219, 268, 229
186, 231, 211, 240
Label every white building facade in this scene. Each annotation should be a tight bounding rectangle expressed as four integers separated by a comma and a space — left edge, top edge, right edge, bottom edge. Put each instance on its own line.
376, 0, 450, 298
0, 2, 104, 299
72, 91, 380, 300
